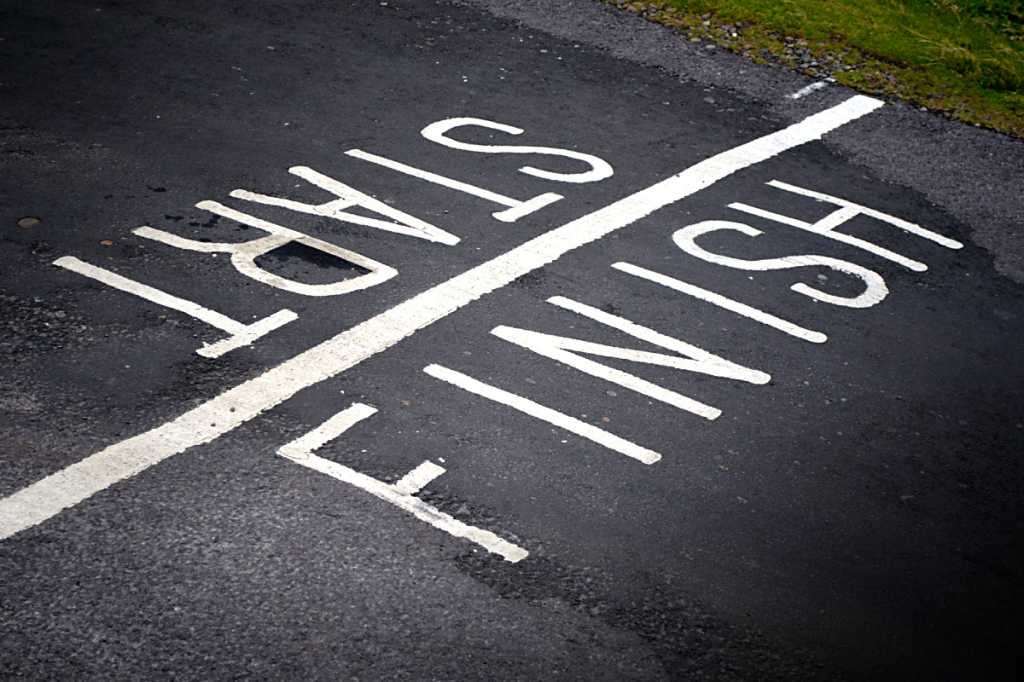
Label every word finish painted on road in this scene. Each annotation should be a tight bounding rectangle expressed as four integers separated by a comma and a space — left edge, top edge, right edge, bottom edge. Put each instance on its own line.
1, 96, 945, 565
426, 180, 962, 469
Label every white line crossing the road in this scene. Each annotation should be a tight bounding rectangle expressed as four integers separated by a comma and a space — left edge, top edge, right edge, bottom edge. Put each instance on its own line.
0, 95, 884, 540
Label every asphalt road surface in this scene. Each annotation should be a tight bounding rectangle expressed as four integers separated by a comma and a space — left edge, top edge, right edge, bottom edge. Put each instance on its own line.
2, 1, 1023, 679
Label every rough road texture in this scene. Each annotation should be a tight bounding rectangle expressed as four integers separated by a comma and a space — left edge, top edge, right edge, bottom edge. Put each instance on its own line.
1, 1, 1022, 679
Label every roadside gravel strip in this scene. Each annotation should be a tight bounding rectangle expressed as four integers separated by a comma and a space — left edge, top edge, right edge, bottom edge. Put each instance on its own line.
459, 0, 1024, 282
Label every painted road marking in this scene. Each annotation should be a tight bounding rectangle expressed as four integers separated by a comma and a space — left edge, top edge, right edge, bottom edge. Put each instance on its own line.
278, 403, 529, 563
423, 364, 662, 465
230, 165, 462, 246
672, 220, 890, 308
725, 180, 962, 274
491, 295, 770, 421
764, 179, 964, 249
788, 80, 830, 100
393, 461, 446, 496
420, 117, 615, 184
611, 262, 828, 344
728, 201, 928, 272
53, 256, 298, 358
134, 200, 398, 297
0, 95, 883, 541
345, 149, 564, 223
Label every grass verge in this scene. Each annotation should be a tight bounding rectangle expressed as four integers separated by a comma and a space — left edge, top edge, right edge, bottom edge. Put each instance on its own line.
606, 1, 1024, 137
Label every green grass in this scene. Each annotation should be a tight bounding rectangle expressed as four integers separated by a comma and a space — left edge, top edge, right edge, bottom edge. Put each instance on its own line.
610, 1, 1024, 136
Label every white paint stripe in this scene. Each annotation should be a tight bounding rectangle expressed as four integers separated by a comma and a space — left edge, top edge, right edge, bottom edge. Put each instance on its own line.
727, 202, 928, 272
232, 165, 462, 246
196, 309, 299, 358
347, 148, 523, 208
766, 180, 964, 249
347, 148, 563, 223
491, 192, 563, 223
546, 296, 771, 384
0, 95, 882, 540
612, 262, 828, 343
393, 461, 446, 496
489, 295, 769, 422
286, 450, 528, 562
55, 256, 247, 334
423, 364, 662, 464
727, 202, 811, 230
789, 81, 828, 100
492, 326, 724, 420
278, 402, 380, 455
54, 256, 298, 357
278, 403, 526, 562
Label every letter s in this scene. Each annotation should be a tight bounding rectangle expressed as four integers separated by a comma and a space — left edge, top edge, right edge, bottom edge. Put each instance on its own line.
421, 117, 613, 184
673, 220, 888, 308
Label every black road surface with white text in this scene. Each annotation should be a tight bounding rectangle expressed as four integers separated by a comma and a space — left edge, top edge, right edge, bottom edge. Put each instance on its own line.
2, 1, 1023, 679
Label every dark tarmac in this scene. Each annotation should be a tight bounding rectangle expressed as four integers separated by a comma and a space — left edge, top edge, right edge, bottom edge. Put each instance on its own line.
2, 1, 1023, 679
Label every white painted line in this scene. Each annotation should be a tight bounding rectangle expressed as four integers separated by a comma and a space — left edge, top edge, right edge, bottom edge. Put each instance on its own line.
788, 81, 828, 100
672, 220, 890, 308
0, 95, 883, 540
346, 148, 563, 223
197, 309, 298, 358
766, 180, 964, 249
230, 164, 461, 246
423, 364, 662, 464
53, 256, 298, 358
491, 296, 769, 421
279, 402, 380, 454
393, 461, 446, 496
491, 193, 563, 223
612, 262, 828, 343
279, 403, 526, 562
135, 200, 398, 297
420, 117, 614, 184
728, 202, 928, 271
55, 256, 249, 335
546, 295, 771, 385
346, 149, 526, 209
